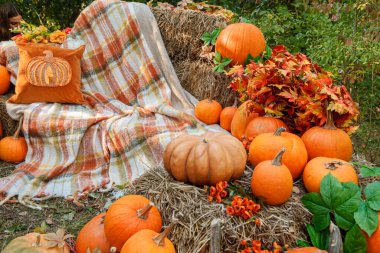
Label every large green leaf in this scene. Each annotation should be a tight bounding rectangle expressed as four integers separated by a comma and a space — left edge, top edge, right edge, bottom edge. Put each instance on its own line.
334, 182, 361, 230
306, 224, 330, 250
302, 192, 330, 214
320, 173, 343, 209
359, 164, 380, 177
354, 201, 379, 237
364, 182, 380, 211
343, 225, 367, 253
313, 213, 331, 231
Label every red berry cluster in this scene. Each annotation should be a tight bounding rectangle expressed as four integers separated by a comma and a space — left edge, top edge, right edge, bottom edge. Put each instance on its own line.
240, 240, 286, 253
208, 181, 228, 203
226, 196, 261, 220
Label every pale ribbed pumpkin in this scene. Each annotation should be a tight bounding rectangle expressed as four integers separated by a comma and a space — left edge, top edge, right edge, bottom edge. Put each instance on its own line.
26, 50, 72, 87
164, 132, 247, 186
215, 23, 266, 65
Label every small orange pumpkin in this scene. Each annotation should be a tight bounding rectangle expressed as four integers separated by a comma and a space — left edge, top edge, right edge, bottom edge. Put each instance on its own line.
0, 65, 11, 95
121, 224, 176, 253
301, 110, 353, 161
251, 148, 293, 205
104, 195, 162, 251
286, 247, 327, 253
220, 98, 237, 131
249, 127, 308, 179
245, 116, 289, 139
164, 132, 247, 186
195, 99, 222, 125
75, 213, 112, 253
302, 157, 358, 193
364, 212, 380, 253
215, 23, 266, 65
231, 100, 263, 139
0, 117, 27, 163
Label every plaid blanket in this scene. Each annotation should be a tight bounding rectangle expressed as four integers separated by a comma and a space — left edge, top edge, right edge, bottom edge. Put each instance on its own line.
0, 0, 211, 208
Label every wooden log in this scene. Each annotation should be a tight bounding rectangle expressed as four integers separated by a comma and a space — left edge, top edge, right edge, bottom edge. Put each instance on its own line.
329, 221, 343, 253
210, 218, 222, 253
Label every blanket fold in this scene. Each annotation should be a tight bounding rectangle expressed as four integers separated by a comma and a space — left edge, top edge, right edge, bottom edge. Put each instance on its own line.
0, 0, 215, 208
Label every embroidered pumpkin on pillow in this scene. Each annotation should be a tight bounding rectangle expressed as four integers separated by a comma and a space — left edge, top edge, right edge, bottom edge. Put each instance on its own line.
26, 50, 72, 87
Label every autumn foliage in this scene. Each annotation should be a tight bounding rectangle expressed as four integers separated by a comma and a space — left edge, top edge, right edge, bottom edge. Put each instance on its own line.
227, 45, 359, 134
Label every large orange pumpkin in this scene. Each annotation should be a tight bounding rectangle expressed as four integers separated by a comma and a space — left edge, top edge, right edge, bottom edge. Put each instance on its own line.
245, 116, 289, 139
121, 224, 175, 253
219, 99, 237, 131
286, 247, 327, 253
0, 65, 10, 95
75, 213, 112, 253
251, 148, 293, 205
249, 127, 308, 179
195, 99, 222, 125
164, 132, 247, 186
231, 100, 263, 139
301, 110, 353, 161
2, 232, 70, 253
0, 117, 27, 163
364, 212, 380, 253
303, 157, 358, 193
104, 195, 162, 251
215, 23, 266, 65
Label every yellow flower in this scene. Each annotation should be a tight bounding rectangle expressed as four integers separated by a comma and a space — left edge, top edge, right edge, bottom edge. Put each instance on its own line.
49, 30, 67, 43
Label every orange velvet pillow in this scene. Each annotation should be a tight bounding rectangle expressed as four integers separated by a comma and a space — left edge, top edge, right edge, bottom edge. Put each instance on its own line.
9, 43, 86, 104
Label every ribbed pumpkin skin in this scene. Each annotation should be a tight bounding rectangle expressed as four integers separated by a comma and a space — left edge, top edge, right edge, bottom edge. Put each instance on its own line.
215, 23, 266, 65
249, 130, 308, 179
245, 117, 289, 139
303, 157, 358, 193
364, 212, 380, 253
286, 247, 327, 253
301, 126, 353, 161
121, 229, 175, 253
220, 106, 237, 131
231, 100, 261, 139
0, 136, 28, 163
75, 213, 111, 253
164, 132, 247, 186
104, 195, 162, 251
195, 99, 222, 125
0, 65, 10, 95
2, 233, 70, 253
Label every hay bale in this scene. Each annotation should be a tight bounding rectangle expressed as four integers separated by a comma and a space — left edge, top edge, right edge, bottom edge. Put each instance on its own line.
0, 86, 18, 137
152, 8, 235, 107
130, 166, 311, 253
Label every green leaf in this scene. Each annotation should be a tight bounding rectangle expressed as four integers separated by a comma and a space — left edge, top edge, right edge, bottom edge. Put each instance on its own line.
264, 45, 272, 59
334, 186, 361, 230
302, 192, 330, 214
244, 54, 255, 65
313, 212, 331, 231
220, 57, 232, 67
354, 201, 379, 237
200, 31, 212, 45
358, 164, 380, 177
213, 65, 224, 73
334, 210, 356, 231
214, 51, 222, 64
210, 28, 222, 45
240, 17, 253, 24
343, 224, 367, 253
296, 240, 311, 247
320, 173, 343, 209
306, 224, 330, 250
364, 182, 380, 210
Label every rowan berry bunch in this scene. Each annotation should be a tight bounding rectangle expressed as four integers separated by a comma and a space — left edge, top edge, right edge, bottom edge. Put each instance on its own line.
239, 240, 287, 253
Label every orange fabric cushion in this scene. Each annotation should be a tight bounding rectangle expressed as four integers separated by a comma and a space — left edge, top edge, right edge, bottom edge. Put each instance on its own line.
9, 43, 86, 104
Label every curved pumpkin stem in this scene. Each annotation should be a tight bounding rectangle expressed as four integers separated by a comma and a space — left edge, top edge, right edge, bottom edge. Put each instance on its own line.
13, 116, 24, 139
136, 202, 154, 220
324, 109, 336, 130
325, 161, 343, 170
272, 148, 286, 166
32, 234, 41, 247
232, 97, 238, 107
273, 127, 286, 136
43, 50, 55, 63
152, 223, 174, 247
110, 246, 117, 253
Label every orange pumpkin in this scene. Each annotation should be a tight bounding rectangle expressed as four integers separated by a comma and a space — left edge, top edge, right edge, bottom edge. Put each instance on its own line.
195, 99, 222, 125
121, 224, 175, 253
104, 195, 162, 251
0, 65, 11, 95
303, 157, 358, 193
215, 23, 266, 65
286, 247, 327, 253
251, 148, 293, 205
245, 116, 289, 139
164, 132, 247, 186
364, 212, 380, 253
220, 99, 237, 131
231, 100, 263, 139
75, 213, 112, 253
249, 127, 308, 179
301, 110, 353, 161
26, 50, 72, 87
2, 232, 70, 253
0, 117, 27, 163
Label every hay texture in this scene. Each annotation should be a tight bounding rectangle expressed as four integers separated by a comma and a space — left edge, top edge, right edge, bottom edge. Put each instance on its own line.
0, 87, 18, 137
151, 8, 236, 107
130, 166, 311, 253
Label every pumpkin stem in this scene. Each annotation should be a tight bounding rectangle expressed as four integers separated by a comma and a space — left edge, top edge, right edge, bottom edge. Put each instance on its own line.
203, 138, 208, 143
324, 109, 336, 130
232, 97, 238, 107
325, 161, 343, 170
43, 50, 55, 63
272, 148, 286, 166
13, 116, 24, 139
32, 234, 41, 247
273, 127, 286, 136
137, 202, 154, 220
152, 223, 174, 247
110, 247, 117, 253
